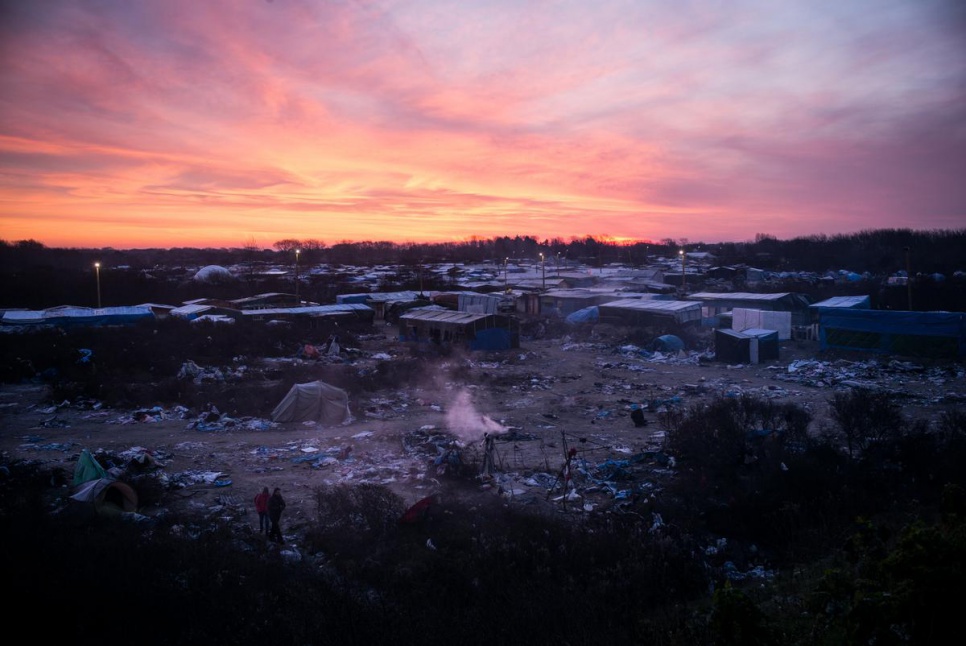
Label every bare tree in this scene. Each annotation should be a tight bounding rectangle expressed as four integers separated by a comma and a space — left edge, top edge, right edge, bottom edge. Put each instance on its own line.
242, 235, 261, 294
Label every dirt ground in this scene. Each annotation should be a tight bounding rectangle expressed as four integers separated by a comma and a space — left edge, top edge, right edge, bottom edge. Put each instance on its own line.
2, 328, 964, 548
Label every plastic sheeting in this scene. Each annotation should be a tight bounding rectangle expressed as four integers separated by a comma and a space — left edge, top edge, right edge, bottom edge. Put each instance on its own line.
650, 334, 684, 352
71, 478, 139, 514
565, 306, 599, 326
271, 381, 352, 425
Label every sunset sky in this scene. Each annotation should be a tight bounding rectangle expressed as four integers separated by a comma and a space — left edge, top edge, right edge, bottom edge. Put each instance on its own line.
1, 0, 964, 250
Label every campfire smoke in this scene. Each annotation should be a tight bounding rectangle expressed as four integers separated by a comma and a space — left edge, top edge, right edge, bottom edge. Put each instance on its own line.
445, 390, 506, 442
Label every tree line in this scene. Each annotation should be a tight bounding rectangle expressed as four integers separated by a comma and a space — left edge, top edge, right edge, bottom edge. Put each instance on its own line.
1, 228, 964, 310
4, 228, 964, 273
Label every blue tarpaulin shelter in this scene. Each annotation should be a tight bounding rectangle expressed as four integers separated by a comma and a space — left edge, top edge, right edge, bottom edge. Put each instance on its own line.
565, 306, 599, 325
2, 306, 155, 327
650, 334, 685, 352
819, 309, 966, 357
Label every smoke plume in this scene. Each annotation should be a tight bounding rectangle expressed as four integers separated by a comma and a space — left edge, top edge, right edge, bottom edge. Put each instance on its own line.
445, 389, 506, 442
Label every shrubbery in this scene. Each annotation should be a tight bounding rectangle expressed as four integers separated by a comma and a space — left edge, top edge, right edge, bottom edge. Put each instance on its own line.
3, 382, 965, 643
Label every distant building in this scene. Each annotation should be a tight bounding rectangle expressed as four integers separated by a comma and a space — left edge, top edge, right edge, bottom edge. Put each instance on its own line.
2, 306, 155, 328
231, 293, 305, 310
818, 309, 966, 357
240, 303, 375, 325
597, 299, 703, 327
688, 291, 812, 326
399, 310, 519, 351
337, 291, 423, 321
539, 288, 625, 318
170, 303, 238, 321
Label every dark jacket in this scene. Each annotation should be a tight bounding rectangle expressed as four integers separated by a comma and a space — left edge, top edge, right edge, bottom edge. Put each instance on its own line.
268, 492, 286, 520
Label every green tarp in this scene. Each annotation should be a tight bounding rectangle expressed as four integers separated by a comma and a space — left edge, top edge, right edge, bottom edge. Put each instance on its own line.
73, 448, 107, 486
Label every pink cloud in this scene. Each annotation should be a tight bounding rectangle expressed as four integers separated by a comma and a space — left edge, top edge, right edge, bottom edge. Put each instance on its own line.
1, 0, 963, 248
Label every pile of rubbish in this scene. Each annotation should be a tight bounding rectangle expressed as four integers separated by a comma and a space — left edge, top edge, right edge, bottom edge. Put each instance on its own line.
177, 359, 248, 384
772, 358, 966, 402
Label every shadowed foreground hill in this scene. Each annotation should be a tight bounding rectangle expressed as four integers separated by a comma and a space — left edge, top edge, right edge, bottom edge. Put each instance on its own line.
3, 396, 966, 645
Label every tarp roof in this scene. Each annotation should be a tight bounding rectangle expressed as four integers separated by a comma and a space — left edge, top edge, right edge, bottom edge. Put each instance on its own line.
240, 303, 373, 317
171, 304, 214, 316
810, 295, 871, 309
599, 298, 701, 313
688, 292, 811, 310
598, 299, 702, 325
689, 291, 794, 302
400, 309, 495, 325
2, 306, 154, 326
337, 291, 421, 303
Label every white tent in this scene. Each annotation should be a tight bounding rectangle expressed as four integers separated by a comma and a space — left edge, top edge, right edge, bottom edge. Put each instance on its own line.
271, 381, 351, 425
193, 265, 235, 283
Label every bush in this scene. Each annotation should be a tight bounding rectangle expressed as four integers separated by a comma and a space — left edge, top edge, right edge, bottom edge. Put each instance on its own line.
666, 394, 811, 481
827, 388, 903, 459
710, 583, 775, 646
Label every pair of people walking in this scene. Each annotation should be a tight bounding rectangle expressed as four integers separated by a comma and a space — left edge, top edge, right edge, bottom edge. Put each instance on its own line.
254, 486, 286, 543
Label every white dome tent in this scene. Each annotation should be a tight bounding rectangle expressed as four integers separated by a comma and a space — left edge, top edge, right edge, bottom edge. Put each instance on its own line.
193, 265, 235, 283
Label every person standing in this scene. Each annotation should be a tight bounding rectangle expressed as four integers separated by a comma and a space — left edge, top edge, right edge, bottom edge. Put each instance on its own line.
268, 487, 286, 544
253, 487, 270, 536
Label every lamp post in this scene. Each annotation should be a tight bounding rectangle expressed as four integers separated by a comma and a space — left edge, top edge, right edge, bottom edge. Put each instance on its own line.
540, 252, 546, 290
94, 262, 101, 308
294, 249, 300, 306
555, 252, 560, 275
679, 249, 686, 291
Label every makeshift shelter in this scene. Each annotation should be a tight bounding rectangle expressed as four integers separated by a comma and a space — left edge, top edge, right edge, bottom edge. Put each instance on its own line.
540, 288, 623, 318
742, 328, 781, 362
714, 328, 779, 364
689, 291, 811, 326
231, 292, 298, 310
193, 265, 235, 283
70, 449, 138, 516
650, 334, 685, 352
73, 449, 108, 486
455, 292, 502, 315
597, 299, 702, 327
71, 478, 139, 515
732, 308, 792, 340
272, 381, 352, 425
399, 310, 519, 351
818, 309, 966, 358
336, 291, 422, 321
170, 303, 241, 322
810, 295, 872, 311
715, 329, 751, 364
240, 303, 374, 325
565, 305, 600, 326
2, 306, 155, 328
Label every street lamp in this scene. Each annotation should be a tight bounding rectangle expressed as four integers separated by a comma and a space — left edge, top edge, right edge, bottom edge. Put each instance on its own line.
679, 249, 686, 291
540, 252, 546, 290
294, 249, 301, 306
94, 262, 101, 308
